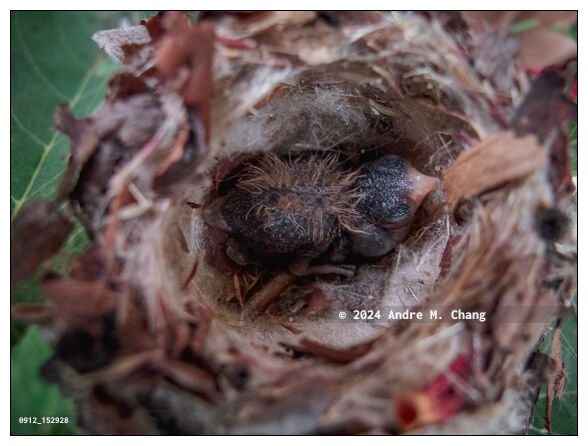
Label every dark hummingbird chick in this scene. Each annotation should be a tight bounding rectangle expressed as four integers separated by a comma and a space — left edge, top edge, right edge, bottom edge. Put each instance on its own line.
347, 154, 439, 257
204, 152, 438, 276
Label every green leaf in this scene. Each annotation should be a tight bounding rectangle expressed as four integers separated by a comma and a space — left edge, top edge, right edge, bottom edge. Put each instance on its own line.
11, 326, 78, 435
509, 19, 540, 34
10, 11, 146, 220
568, 22, 578, 41
10, 11, 140, 340
549, 21, 578, 42
10, 12, 150, 434
10, 12, 99, 348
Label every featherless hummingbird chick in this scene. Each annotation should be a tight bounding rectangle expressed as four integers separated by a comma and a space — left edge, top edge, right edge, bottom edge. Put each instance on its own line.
204, 152, 439, 277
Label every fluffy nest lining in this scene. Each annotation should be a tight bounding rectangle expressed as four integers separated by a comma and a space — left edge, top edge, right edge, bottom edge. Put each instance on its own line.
11, 12, 576, 434
167, 62, 470, 350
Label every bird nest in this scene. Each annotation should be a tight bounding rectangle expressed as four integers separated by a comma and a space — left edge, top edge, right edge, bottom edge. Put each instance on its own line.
11, 12, 576, 434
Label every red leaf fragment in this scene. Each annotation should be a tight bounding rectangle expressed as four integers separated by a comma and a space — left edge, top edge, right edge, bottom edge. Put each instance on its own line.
182, 257, 199, 290
396, 354, 471, 430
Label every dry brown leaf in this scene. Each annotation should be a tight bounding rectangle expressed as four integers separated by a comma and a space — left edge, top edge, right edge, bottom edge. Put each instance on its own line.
53, 105, 99, 165
155, 360, 218, 402
10, 201, 73, 289
442, 131, 547, 210
511, 71, 577, 194
40, 278, 119, 327
518, 29, 576, 71
107, 72, 148, 99
92, 24, 151, 62
155, 12, 214, 138
11, 304, 55, 324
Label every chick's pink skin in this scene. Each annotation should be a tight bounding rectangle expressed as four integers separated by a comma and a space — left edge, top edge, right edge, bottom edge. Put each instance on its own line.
405, 166, 440, 208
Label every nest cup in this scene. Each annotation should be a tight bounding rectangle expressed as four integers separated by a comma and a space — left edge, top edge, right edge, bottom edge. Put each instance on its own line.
163, 63, 464, 348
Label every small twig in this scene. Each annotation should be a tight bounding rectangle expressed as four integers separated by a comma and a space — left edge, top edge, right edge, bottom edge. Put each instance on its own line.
244, 270, 262, 294
246, 272, 295, 314
233, 274, 244, 310
118, 182, 153, 220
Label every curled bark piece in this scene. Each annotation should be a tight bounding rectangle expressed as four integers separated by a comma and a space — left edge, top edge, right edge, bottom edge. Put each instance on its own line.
544, 323, 567, 433
442, 131, 547, 211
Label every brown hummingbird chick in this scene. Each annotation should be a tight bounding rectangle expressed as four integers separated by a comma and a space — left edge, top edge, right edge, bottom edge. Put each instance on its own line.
204, 152, 438, 277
